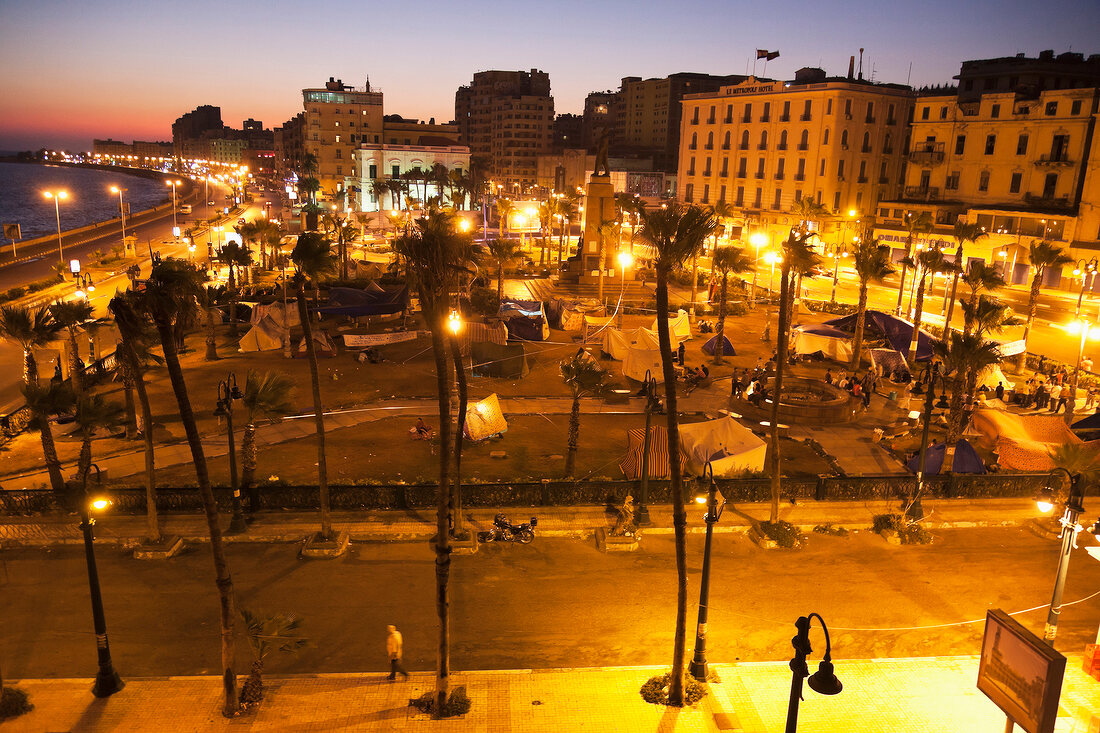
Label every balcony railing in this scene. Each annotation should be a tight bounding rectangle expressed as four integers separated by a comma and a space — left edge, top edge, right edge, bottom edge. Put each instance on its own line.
1024, 193, 1072, 208
755, 172, 765, 179
857, 176, 868, 183
903, 186, 940, 201
1034, 154, 1073, 166
777, 143, 788, 150
800, 114, 812, 121
908, 143, 945, 165
794, 173, 806, 181
779, 114, 790, 122
758, 143, 768, 150
797, 143, 809, 150
775, 172, 784, 180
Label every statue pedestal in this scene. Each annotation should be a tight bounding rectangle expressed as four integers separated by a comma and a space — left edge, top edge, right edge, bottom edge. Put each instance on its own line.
580, 174, 616, 282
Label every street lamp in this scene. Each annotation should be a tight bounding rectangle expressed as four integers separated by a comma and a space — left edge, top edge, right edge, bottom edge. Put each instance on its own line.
749, 232, 767, 306
785, 613, 842, 732
617, 250, 634, 328
910, 362, 950, 519
764, 251, 780, 294
1072, 258, 1098, 316
636, 370, 660, 527
166, 179, 182, 232
1064, 319, 1097, 426
110, 186, 128, 254
44, 190, 69, 264
689, 461, 725, 681
74, 273, 95, 300
78, 486, 124, 697
214, 373, 247, 532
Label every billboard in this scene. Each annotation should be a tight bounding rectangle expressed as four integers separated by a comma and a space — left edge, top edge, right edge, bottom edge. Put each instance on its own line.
976, 609, 1066, 733
625, 172, 666, 198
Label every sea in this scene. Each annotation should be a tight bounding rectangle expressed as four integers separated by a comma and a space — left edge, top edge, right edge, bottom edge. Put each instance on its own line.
0, 162, 172, 242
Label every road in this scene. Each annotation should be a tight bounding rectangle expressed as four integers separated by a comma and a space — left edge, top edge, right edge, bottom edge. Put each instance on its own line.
4, 528, 1098, 679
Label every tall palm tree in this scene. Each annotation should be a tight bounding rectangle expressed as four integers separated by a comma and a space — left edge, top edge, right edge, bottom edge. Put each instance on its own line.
896, 212, 934, 315
370, 178, 388, 212
49, 300, 95, 396
943, 222, 988, 331
216, 242, 253, 338
0, 304, 61, 385
110, 292, 162, 543
710, 246, 754, 365
495, 198, 514, 239
487, 238, 522, 306
322, 210, 356, 281
934, 332, 1001, 445
240, 370, 296, 497
73, 393, 124, 492
1022, 242, 1072, 355
961, 261, 1006, 337
959, 295, 1019, 339
559, 351, 613, 476
638, 202, 718, 707
290, 232, 336, 540
906, 246, 949, 363
396, 210, 474, 711
142, 258, 240, 716
557, 199, 578, 264
788, 199, 829, 306
201, 285, 224, 361
849, 235, 896, 369
296, 177, 320, 206
21, 382, 73, 495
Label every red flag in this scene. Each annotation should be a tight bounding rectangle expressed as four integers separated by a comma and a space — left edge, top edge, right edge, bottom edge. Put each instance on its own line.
756, 49, 769, 59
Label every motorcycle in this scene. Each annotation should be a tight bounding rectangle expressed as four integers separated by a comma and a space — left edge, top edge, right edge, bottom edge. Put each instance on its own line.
481, 513, 538, 544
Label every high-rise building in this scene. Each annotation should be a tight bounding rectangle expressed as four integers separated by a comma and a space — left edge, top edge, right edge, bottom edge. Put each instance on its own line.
455, 69, 554, 187
274, 113, 305, 178
582, 91, 619, 153
553, 113, 583, 151
171, 105, 223, 158
956, 50, 1100, 103
301, 77, 384, 194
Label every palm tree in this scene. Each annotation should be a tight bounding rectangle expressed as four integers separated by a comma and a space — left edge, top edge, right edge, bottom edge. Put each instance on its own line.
290, 233, 337, 540
240, 370, 296, 497
21, 382, 73, 495
0, 304, 61, 385
943, 222, 988, 331
788, 199, 829, 306
934, 332, 1001, 445
216, 242, 253, 337
906, 246, 949, 363
495, 198, 514, 239
322, 210, 356, 281
297, 152, 318, 179
201, 285, 224, 361
49, 300, 95, 396
142, 258, 240, 716
296, 177, 320, 206
896, 212, 934, 315
849, 235, 896, 369
109, 292, 162, 543
1022, 242, 1072, 355
961, 261, 1006, 337
959, 295, 1019, 339
487, 238, 522, 306
238, 608, 307, 705
397, 210, 474, 711
370, 178, 388, 212
710, 246, 754, 365
559, 351, 613, 476
557, 199, 578, 264
638, 202, 718, 707
73, 393, 124, 491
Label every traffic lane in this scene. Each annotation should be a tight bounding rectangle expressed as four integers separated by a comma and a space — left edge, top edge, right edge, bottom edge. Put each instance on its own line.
3, 528, 1097, 678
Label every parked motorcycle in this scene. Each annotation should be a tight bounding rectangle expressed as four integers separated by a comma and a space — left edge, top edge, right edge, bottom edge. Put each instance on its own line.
481, 513, 538, 544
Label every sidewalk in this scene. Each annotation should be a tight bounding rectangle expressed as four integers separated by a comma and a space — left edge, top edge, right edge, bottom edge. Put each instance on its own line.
4, 656, 1098, 732
0, 497, 1040, 545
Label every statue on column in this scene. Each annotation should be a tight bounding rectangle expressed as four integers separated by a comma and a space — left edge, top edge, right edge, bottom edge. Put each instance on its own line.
593, 128, 611, 177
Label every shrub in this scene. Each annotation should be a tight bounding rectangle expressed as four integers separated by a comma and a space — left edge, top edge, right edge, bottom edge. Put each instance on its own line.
726, 301, 748, 317
813, 523, 849, 537
410, 686, 471, 718
872, 513, 932, 544
467, 286, 500, 316
758, 520, 804, 548
639, 672, 708, 706
0, 687, 34, 721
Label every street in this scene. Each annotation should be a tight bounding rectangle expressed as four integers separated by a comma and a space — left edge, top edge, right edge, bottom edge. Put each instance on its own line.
4, 527, 1098, 680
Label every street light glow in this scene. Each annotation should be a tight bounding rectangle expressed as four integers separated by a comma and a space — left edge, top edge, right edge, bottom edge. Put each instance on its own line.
91, 498, 111, 511
617, 250, 634, 268
749, 232, 767, 248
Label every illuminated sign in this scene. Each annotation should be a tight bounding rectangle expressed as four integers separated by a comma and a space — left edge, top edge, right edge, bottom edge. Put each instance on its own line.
976, 609, 1065, 733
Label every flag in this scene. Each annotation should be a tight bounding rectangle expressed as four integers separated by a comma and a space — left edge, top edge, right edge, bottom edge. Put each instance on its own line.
767, 50, 780, 61
756, 49, 769, 59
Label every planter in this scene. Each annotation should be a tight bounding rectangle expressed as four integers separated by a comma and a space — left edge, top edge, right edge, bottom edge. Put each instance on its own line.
300, 530, 349, 559
748, 526, 778, 549
595, 527, 640, 552
878, 529, 903, 546
133, 535, 184, 560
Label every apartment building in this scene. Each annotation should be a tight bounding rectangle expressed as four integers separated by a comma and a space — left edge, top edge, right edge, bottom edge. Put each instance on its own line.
301, 77, 385, 194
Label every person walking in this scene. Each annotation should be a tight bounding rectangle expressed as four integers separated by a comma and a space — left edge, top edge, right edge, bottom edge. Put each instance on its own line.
994, 381, 1004, 402
1048, 383, 1062, 413
386, 624, 409, 681
677, 341, 686, 366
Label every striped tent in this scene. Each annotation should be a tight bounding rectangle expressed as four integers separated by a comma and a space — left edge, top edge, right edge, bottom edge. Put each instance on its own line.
619, 425, 685, 479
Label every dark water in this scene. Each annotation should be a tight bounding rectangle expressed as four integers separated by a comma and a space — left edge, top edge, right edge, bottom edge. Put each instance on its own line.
0, 162, 171, 241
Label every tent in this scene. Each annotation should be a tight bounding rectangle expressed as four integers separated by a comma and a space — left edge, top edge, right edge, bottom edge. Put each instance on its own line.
296, 330, 337, 357
545, 299, 602, 331
1072, 411, 1100, 431
651, 310, 692, 341
603, 327, 663, 361
458, 321, 509, 356
250, 301, 300, 329
315, 285, 409, 317
974, 364, 1015, 392
471, 341, 528, 378
702, 334, 736, 356
969, 408, 1099, 470
678, 416, 767, 477
583, 314, 615, 344
623, 344, 664, 383
825, 309, 939, 362
499, 298, 550, 341
239, 301, 298, 353
870, 348, 908, 377
238, 323, 283, 352
905, 439, 985, 475
464, 393, 508, 441
792, 324, 853, 362
619, 425, 681, 479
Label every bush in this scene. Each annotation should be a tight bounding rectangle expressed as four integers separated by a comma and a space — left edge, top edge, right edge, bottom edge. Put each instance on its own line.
758, 520, 805, 548
467, 286, 500, 317
872, 513, 932, 544
639, 672, 708, 706
0, 687, 34, 721
813, 523, 849, 537
410, 686, 471, 718
726, 301, 748, 317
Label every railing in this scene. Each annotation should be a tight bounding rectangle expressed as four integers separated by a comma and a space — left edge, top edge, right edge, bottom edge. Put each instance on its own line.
1034, 154, 1073, 166
908, 146, 945, 165
1, 349, 118, 439
1023, 193, 1072, 208
0, 474, 1052, 517
904, 186, 940, 201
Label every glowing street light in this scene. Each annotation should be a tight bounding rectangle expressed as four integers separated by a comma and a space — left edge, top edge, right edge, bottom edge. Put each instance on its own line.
764, 251, 780, 293
166, 179, 182, 232
110, 186, 128, 254
44, 190, 69, 264
447, 309, 463, 335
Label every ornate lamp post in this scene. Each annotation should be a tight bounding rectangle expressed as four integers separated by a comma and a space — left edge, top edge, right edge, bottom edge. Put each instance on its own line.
214, 373, 247, 532
1073, 258, 1099, 316
79, 489, 124, 697
785, 613, 842, 732
689, 461, 724, 681
749, 231, 768, 307
44, 190, 68, 265
910, 362, 950, 519
166, 179, 182, 232
110, 186, 128, 254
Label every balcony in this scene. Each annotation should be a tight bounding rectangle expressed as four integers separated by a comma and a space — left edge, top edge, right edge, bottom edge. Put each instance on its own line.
1024, 193, 1072, 208
742, 116, 752, 124
736, 170, 747, 179
706, 118, 716, 124
702, 170, 712, 177
779, 115, 790, 122
800, 114, 812, 121
739, 143, 749, 150
686, 169, 696, 176
883, 147, 894, 155
857, 176, 868, 183
688, 144, 697, 150
777, 143, 788, 150
758, 143, 768, 150
1034, 154, 1073, 167
794, 173, 806, 181
719, 169, 729, 177
879, 176, 890, 184
865, 116, 876, 124
908, 142, 945, 165
755, 172, 765, 179
690, 117, 699, 125
887, 117, 897, 125
861, 146, 872, 153
760, 116, 770, 122
797, 143, 809, 151
704, 144, 714, 150
775, 172, 784, 180
903, 186, 941, 201
724, 116, 733, 124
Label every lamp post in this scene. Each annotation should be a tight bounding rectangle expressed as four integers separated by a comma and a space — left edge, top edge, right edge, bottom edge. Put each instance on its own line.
1064, 318, 1096, 426
785, 613, 842, 732
44, 190, 68, 265
617, 250, 634, 328
110, 186, 128, 254
214, 373, 247, 532
689, 461, 724, 681
78, 489, 124, 697
636, 370, 659, 527
166, 179, 182, 232
74, 273, 96, 300
765, 251, 779, 294
832, 210, 857, 304
1073, 259, 1098, 316
910, 362, 950, 520
749, 231, 767, 306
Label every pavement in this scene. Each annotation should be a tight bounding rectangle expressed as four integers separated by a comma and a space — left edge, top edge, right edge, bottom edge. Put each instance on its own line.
4, 656, 1099, 732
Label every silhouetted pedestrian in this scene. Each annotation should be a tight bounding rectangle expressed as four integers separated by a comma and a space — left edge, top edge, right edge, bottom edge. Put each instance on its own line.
386, 625, 409, 680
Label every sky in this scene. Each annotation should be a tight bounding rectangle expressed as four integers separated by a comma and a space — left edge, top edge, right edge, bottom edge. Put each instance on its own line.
1, 0, 1098, 152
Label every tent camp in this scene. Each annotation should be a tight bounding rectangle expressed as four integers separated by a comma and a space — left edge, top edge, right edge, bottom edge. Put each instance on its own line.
702, 334, 736, 356
678, 416, 767, 477
651, 310, 692, 342
471, 341, 528, 378
623, 344, 664, 383
499, 299, 550, 341
603, 327, 662, 360
545, 299, 603, 331
315, 284, 409, 317
970, 408, 1100, 470
458, 321, 509, 356
792, 324, 853, 362
825, 310, 938, 361
464, 393, 508, 441
238, 323, 283, 352
619, 425, 681, 479
869, 348, 908, 377
296, 330, 337, 357
239, 301, 299, 353
905, 439, 985, 474
583, 314, 616, 344
974, 364, 1015, 391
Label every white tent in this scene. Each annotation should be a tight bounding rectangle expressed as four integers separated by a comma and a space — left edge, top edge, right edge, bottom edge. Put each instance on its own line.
623, 344, 664, 383
976, 363, 1015, 391
464, 393, 508, 442
651, 310, 692, 341
792, 326, 853, 362
250, 301, 300, 329
678, 415, 767, 477
603, 327, 671, 361
297, 330, 337, 357
238, 323, 283, 352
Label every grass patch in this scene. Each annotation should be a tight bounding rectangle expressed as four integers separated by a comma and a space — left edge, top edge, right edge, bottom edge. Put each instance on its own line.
410, 686, 471, 718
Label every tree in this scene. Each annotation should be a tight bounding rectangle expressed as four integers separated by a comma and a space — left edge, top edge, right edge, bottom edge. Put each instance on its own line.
110, 292, 162, 543
495, 198, 514, 239
142, 258, 240, 716
1022, 242, 1072, 355
710, 246, 754, 365
73, 393, 124, 492
216, 241, 253, 337
290, 233, 337, 540
557, 199, 578, 263
0, 304, 61, 386
849, 234, 896, 369
959, 295, 1019, 339
934, 332, 1001, 445
961, 261, 1006, 337
200, 285, 225, 361
559, 351, 613, 476
370, 178, 388, 212
896, 212, 934, 315
322, 209, 357, 280
296, 177, 320, 206
21, 382, 73, 496
906, 246, 949, 363
240, 370, 296, 497
638, 202, 718, 707
238, 609, 307, 705
486, 238, 522, 306
788, 199, 828, 307
48, 300, 95, 397
943, 222, 988, 331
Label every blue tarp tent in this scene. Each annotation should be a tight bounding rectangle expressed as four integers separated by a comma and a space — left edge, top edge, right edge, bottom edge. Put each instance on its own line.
1072, 411, 1100, 431
825, 309, 939, 362
702, 334, 736, 355
905, 439, 985, 475
315, 285, 409, 317
499, 298, 550, 341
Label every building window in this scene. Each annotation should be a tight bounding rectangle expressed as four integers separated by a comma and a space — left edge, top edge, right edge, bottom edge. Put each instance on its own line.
939, 106, 948, 119
866, 102, 875, 123
1016, 134, 1028, 155
1045, 101, 1058, 116
820, 159, 826, 175
753, 188, 762, 208
707, 105, 716, 124
755, 159, 765, 178
720, 157, 729, 176
689, 132, 697, 150
1043, 172, 1058, 198
737, 158, 747, 177
778, 130, 788, 150
735, 186, 744, 206
740, 130, 750, 150
861, 131, 871, 153
691, 109, 699, 124
978, 171, 990, 191
984, 135, 996, 155
702, 184, 710, 203
687, 156, 696, 175
945, 172, 959, 190
719, 185, 727, 202
722, 131, 731, 150
336, 166, 342, 175
743, 103, 752, 123
781, 101, 791, 121
823, 129, 830, 145
837, 160, 845, 179
369, 164, 377, 179
921, 106, 930, 120
1009, 172, 1022, 193
685, 184, 694, 202
884, 133, 893, 154
858, 160, 867, 182
844, 99, 852, 118
833, 191, 841, 210
706, 131, 714, 150
1071, 99, 1083, 115
773, 188, 782, 209
703, 157, 712, 176
761, 102, 770, 122
725, 104, 733, 123
392, 165, 400, 177
991, 104, 1000, 118
794, 189, 803, 202
796, 158, 806, 180
826, 98, 834, 115
887, 104, 896, 124
776, 158, 785, 178
759, 130, 768, 149
801, 100, 812, 121
955, 135, 965, 155
798, 130, 809, 150
841, 129, 849, 148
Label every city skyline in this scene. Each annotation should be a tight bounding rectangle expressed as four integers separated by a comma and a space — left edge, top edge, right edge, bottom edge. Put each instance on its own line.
2, 0, 1098, 151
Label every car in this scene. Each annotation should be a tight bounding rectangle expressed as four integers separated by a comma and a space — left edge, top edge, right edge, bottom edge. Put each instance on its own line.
208, 201, 216, 206
238, 217, 247, 225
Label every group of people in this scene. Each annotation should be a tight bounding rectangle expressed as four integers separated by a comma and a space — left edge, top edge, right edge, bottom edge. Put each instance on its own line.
823, 368, 878, 407
1012, 374, 1095, 414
